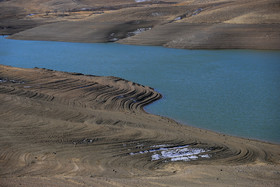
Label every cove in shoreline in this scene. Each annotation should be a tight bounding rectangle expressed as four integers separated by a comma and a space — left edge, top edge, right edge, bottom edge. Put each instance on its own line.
1, 37, 280, 143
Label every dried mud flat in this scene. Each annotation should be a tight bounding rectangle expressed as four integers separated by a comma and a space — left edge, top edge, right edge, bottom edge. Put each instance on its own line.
0, 65, 280, 186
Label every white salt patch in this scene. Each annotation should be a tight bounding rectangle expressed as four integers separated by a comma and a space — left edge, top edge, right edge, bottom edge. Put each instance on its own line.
150, 145, 209, 162
200, 154, 210, 158
130, 145, 211, 162
188, 155, 198, 159
152, 154, 161, 161
171, 157, 190, 161
174, 17, 181, 21
150, 144, 170, 148
127, 28, 151, 36
110, 38, 118, 42
192, 8, 203, 16
0, 79, 24, 84
135, 0, 151, 2
139, 150, 149, 154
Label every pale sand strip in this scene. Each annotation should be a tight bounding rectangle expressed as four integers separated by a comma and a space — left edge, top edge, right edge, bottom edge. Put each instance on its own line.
0, 65, 279, 186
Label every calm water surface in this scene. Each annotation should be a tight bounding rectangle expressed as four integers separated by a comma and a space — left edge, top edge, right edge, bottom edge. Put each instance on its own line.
1, 36, 280, 143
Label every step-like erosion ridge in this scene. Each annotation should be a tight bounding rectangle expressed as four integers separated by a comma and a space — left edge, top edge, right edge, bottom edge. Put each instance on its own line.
0, 65, 279, 186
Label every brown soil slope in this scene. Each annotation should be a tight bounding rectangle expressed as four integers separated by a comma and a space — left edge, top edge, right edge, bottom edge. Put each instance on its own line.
0, 65, 280, 186
1, 0, 280, 49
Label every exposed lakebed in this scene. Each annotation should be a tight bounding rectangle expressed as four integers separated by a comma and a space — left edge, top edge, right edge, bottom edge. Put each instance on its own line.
1, 36, 280, 143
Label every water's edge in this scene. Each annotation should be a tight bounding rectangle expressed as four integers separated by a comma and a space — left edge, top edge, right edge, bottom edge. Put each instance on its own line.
1, 37, 280, 143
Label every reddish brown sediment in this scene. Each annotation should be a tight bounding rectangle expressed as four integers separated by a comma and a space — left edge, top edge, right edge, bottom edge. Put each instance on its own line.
0, 65, 279, 186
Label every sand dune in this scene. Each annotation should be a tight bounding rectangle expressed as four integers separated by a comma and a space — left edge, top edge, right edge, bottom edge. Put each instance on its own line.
0, 65, 279, 186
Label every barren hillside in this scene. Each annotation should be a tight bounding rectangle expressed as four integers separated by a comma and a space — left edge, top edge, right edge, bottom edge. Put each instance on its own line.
1, 0, 280, 49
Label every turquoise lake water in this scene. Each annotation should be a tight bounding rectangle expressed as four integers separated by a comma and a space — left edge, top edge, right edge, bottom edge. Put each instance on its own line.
1, 36, 280, 143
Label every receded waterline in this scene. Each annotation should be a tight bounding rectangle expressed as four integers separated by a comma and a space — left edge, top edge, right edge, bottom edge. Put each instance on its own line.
1, 37, 280, 143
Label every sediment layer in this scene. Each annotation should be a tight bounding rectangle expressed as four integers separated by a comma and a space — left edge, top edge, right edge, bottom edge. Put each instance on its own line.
0, 65, 280, 186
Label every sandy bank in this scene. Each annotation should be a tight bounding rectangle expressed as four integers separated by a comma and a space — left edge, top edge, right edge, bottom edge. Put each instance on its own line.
0, 65, 279, 186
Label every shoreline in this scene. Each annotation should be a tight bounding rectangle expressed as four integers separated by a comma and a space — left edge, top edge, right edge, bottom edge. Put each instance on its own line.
3, 34, 280, 53
1, 65, 279, 186
6, 22, 280, 50
152, 112, 280, 145
1, 35, 279, 143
